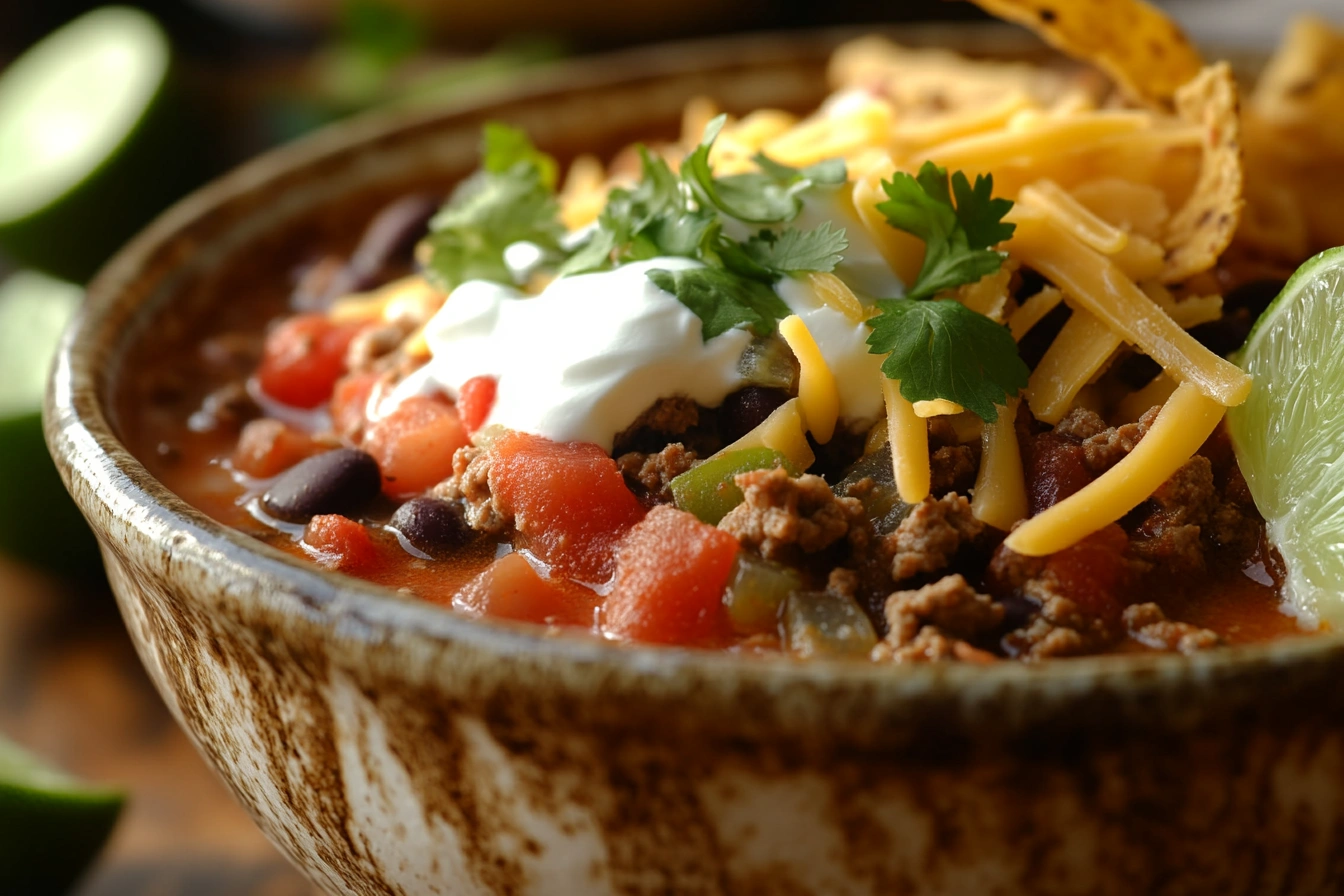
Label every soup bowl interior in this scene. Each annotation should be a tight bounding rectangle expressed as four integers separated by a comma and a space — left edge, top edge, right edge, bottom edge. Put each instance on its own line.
45, 25, 1344, 896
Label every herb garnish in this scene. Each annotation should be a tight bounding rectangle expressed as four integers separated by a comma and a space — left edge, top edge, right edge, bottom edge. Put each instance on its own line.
864, 161, 1028, 423
422, 122, 1028, 417
680, 116, 847, 224
422, 123, 565, 291
647, 267, 792, 340
562, 116, 849, 340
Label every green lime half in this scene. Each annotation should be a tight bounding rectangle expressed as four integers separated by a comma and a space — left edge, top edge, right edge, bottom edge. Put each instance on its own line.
0, 734, 124, 896
1228, 246, 1344, 629
0, 271, 101, 574
0, 7, 202, 282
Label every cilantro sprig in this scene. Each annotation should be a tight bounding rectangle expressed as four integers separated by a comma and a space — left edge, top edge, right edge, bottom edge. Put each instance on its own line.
865, 161, 1027, 422
647, 267, 791, 340
561, 116, 850, 340
681, 116, 847, 224
867, 300, 1029, 422
421, 123, 564, 291
877, 161, 1016, 300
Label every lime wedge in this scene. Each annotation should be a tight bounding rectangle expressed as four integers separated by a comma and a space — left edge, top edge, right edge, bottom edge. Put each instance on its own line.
0, 734, 124, 895
0, 7, 199, 282
0, 271, 101, 574
1227, 246, 1344, 629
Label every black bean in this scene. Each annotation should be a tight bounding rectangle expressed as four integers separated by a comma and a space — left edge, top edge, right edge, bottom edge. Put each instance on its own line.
261, 449, 381, 523
719, 386, 790, 442
348, 194, 440, 290
388, 497, 474, 558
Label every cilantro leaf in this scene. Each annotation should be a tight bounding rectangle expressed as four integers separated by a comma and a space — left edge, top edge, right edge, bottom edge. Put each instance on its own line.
951, 170, 1016, 249
422, 124, 564, 290
752, 152, 848, 188
740, 223, 848, 276
865, 298, 1029, 422
559, 147, 699, 275
876, 161, 1015, 300
682, 115, 815, 224
481, 121, 558, 188
648, 267, 791, 341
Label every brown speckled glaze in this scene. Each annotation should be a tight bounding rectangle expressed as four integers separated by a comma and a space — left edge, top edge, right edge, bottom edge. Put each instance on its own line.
44, 27, 1344, 896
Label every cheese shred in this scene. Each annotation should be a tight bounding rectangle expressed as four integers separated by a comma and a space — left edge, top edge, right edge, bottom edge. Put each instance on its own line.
882, 377, 931, 504
972, 398, 1028, 531
1008, 211, 1252, 407
779, 314, 840, 444
1004, 382, 1225, 556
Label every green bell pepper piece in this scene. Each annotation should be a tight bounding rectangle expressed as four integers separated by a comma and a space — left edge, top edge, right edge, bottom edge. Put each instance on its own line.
670, 446, 793, 524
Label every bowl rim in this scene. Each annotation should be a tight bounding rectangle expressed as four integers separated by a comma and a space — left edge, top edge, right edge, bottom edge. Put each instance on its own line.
44, 23, 1344, 722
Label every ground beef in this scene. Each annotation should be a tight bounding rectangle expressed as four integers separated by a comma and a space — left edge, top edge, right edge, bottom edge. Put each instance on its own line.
1206, 462, 1262, 554
612, 396, 700, 454
345, 323, 410, 373
924, 418, 981, 496
930, 444, 979, 496
826, 567, 861, 600
616, 443, 698, 503
990, 525, 1140, 659
1123, 602, 1220, 653
886, 494, 985, 581
1055, 406, 1161, 474
1130, 456, 1216, 572
718, 468, 863, 560
1052, 407, 1109, 442
431, 445, 510, 534
1003, 594, 1116, 659
879, 574, 1004, 645
873, 626, 997, 663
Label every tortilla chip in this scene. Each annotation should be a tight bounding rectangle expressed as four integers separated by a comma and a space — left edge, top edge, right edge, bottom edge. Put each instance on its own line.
1248, 16, 1344, 162
1160, 63, 1243, 283
1238, 16, 1344, 256
827, 36, 1104, 120
967, 0, 1203, 108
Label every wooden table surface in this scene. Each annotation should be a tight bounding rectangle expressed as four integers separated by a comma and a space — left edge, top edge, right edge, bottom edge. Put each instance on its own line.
0, 555, 323, 895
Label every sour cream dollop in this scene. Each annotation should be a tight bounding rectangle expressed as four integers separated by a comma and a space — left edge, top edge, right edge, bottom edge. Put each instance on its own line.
390, 258, 752, 450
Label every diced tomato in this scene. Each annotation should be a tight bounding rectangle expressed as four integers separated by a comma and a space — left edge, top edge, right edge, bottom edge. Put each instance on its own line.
1025, 433, 1093, 515
490, 431, 645, 582
256, 314, 364, 409
457, 375, 497, 435
330, 371, 379, 439
453, 551, 598, 627
362, 395, 470, 499
1042, 524, 1132, 624
303, 514, 379, 573
232, 418, 323, 478
604, 504, 739, 646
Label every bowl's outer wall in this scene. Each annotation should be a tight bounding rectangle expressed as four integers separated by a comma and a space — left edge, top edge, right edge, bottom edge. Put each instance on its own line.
45, 27, 1344, 896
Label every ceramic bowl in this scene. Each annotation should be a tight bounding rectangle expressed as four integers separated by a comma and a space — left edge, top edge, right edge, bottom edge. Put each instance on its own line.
45, 27, 1344, 896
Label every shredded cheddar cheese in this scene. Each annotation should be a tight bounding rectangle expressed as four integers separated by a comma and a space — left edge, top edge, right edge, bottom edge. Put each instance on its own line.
1006, 383, 1225, 555
779, 314, 840, 444
913, 399, 966, 418
1008, 211, 1252, 407
882, 377, 931, 504
1019, 180, 1129, 255
1026, 308, 1123, 424
972, 398, 1028, 531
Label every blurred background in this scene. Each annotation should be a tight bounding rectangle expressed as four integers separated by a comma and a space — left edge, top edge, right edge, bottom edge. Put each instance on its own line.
0, 0, 1333, 893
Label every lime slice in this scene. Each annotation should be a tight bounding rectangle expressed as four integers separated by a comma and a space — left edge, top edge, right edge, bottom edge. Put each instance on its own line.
0, 7, 200, 282
1227, 246, 1344, 629
0, 734, 124, 896
0, 271, 101, 574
